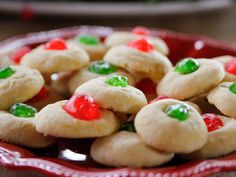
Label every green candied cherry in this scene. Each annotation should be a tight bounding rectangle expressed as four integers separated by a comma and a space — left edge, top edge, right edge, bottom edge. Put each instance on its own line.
175, 58, 199, 74
105, 75, 128, 87
10, 103, 37, 118
76, 35, 100, 45
0, 67, 15, 79
165, 104, 189, 121
120, 121, 136, 133
230, 82, 236, 94
88, 61, 117, 75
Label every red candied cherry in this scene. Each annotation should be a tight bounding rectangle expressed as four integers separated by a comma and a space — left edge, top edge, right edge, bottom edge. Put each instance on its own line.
45, 38, 68, 50
10, 46, 31, 64
132, 26, 150, 35
27, 86, 49, 103
225, 58, 236, 75
135, 78, 156, 94
149, 95, 169, 104
63, 94, 100, 121
128, 38, 154, 52
202, 113, 223, 132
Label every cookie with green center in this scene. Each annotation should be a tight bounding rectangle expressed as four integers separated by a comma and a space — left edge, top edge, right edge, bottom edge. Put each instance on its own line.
207, 82, 236, 118
135, 99, 208, 153
0, 103, 55, 148
104, 41, 172, 82
91, 131, 174, 167
104, 31, 169, 56
157, 59, 225, 100
0, 65, 44, 110
182, 115, 236, 159
75, 76, 147, 114
68, 61, 135, 94
68, 34, 107, 61
212, 55, 236, 82
20, 39, 89, 74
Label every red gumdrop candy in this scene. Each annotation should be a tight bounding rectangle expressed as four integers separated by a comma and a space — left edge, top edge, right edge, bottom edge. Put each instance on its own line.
149, 95, 169, 104
10, 46, 31, 64
128, 38, 154, 52
132, 27, 150, 35
202, 113, 223, 132
45, 38, 68, 50
225, 58, 236, 75
63, 94, 100, 121
136, 78, 156, 94
27, 86, 49, 103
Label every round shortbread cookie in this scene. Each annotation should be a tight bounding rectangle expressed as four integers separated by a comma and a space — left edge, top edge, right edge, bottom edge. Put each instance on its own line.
35, 100, 120, 138
135, 99, 208, 153
91, 131, 174, 167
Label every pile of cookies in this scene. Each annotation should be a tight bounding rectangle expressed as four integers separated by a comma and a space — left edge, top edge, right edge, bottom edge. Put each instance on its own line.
1, 27, 236, 168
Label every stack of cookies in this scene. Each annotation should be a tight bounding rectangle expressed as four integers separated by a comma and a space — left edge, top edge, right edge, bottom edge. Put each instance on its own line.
0, 27, 236, 168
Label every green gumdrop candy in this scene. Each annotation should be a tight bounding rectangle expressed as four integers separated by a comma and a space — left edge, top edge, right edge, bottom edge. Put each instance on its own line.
76, 35, 100, 45
175, 58, 199, 74
105, 75, 128, 87
120, 121, 136, 133
0, 67, 15, 79
230, 82, 236, 94
165, 104, 189, 121
10, 103, 37, 118
88, 61, 117, 75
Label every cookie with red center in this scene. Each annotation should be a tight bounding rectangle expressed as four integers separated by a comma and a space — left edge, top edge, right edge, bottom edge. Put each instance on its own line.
26, 86, 63, 110
20, 38, 89, 74
105, 27, 169, 55
182, 114, 236, 159
68, 34, 107, 61
212, 55, 236, 82
75, 76, 147, 114
68, 61, 135, 94
10, 46, 31, 64
91, 131, 174, 167
157, 58, 225, 100
35, 94, 120, 138
0, 103, 55, 148
207, 82, 236, 118
104, 38, 172, 82
135, 99, 208, 153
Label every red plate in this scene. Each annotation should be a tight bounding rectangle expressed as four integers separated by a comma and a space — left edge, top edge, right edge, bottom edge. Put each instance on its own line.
1, 26, 236, 177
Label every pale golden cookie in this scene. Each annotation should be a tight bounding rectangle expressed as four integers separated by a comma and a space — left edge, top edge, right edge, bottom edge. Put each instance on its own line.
104, 45, 172, 81
212, 55, 236, 82
26, 86, 63, 110
0, 111, 55, 148
91, 131, 174, 167
207, 82, 236, 118
105, 32, 169, 55
68, 62, 135, 94
0, 65, 44, 110
35, 101, 120, 138
75, 77, 147, 114
135, 99, 208, 153
21, 44, 89, 74
0, 48, 14, 67
183, 115, 236, 159
157, 59, 225, 100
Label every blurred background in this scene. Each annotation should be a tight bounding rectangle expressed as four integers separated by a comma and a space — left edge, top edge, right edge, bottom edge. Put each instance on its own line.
0, 0, 236, 43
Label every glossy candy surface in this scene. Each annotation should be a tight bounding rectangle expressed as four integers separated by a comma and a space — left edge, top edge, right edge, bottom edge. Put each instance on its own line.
202, 113, 223, 132
10, 103, 37, 118
45, 38, 68, 50
76, 35, 100, 45
225, 58, 236, 75
165, 103, 189, 121
88, 61, 116, 75
0, 67, 15, 79
175, 58, 199, 74
128, 38, 154, 52
230, 82, 236, 94
105, 75, 128, 87
63, 94, 100, 121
